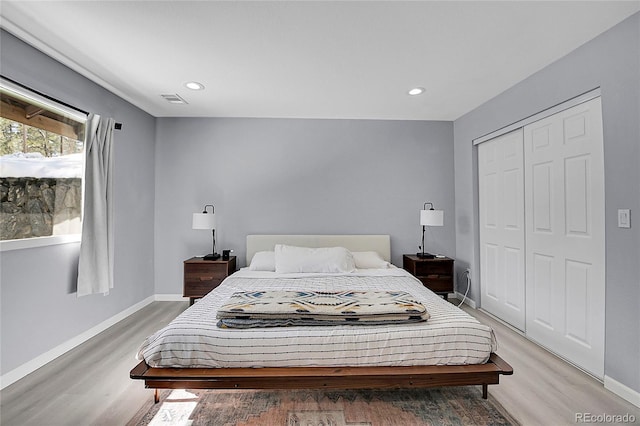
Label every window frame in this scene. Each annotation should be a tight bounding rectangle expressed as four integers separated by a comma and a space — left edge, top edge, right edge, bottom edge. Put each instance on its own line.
0, 76, 88, 252
1, 234, 81, 251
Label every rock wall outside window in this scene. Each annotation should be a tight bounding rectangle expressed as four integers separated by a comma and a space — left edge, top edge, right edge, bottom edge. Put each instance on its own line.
0, 177, 82, 240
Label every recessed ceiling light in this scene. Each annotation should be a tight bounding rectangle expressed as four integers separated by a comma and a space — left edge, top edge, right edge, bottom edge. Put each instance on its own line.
408, 87, 425, 96
184, 81, 205, 91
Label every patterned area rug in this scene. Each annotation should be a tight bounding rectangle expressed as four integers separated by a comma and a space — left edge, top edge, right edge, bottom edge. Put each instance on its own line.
127, 386, 517, 426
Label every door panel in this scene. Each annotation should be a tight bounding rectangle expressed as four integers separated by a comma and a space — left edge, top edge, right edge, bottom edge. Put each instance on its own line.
532, 252, 554, 330
478, 129, 526, 331
524, 97, 605, 378
565, 155, 590, 236
532, 162, 553, 232
565, 259, 591, 347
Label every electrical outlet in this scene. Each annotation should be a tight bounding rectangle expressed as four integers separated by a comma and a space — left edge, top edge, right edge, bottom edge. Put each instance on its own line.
618, 209, 631, 228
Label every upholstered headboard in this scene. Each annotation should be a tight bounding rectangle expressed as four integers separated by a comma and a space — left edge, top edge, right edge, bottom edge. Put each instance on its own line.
246, 235, 391, 265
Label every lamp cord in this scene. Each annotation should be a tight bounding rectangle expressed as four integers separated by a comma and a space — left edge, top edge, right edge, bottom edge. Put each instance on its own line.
457, 269, 471, 307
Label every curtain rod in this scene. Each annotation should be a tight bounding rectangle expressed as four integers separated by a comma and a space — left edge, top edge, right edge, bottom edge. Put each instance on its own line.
1, 74, 123, 130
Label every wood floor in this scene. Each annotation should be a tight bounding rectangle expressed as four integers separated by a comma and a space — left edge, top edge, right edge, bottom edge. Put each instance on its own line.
0, 301, 187, 426
1, 300, 639, 425
461, 305, 640, 425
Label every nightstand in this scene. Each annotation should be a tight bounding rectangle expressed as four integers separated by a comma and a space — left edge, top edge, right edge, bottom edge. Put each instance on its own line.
183, 256, 236, 305
403, 254, 454, 300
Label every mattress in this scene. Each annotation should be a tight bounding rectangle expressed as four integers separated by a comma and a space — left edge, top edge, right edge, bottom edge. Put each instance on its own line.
137, 268, 497, 368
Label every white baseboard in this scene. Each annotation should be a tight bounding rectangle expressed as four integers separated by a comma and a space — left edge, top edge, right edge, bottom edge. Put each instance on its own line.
0, 295, 155, 390
605, 375, 640, 408
155, 294, 189, 302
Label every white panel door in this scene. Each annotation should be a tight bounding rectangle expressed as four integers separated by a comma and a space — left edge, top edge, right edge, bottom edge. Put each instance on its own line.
524, 97, 605, 378
478, 129, 526, 331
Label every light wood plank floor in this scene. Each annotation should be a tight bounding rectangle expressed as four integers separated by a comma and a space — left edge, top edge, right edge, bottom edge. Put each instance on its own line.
460, 305, 640, 425
1, 300, 638, 425
0, 302, 188, 426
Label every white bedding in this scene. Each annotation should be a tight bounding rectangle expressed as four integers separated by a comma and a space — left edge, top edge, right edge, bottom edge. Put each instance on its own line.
137, 268, 497, 368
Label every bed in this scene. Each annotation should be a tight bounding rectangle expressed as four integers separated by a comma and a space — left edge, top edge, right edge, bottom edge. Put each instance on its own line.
131, 235, 512, 402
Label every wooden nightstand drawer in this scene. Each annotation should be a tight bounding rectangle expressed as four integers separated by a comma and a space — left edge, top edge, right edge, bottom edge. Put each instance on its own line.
183, 256, 236, 304
183, 279, 224, 297
418, 277, 452, 293
184, 264, 229, 282
414, 261, 451, 277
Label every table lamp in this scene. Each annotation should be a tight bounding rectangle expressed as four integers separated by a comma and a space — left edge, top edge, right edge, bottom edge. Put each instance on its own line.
192, 204, 219, 260
418, 202, 444, 258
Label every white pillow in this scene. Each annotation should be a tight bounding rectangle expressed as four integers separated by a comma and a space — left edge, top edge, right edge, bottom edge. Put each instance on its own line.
274, 244, 355, 273
249, 251, 276, 271
352, 251, 390, 269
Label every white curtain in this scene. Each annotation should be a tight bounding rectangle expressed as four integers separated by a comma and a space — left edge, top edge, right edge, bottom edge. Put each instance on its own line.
77, 114, 115, 297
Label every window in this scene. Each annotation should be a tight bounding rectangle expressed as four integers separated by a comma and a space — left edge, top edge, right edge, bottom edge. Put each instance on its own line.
0, 77, 87, 249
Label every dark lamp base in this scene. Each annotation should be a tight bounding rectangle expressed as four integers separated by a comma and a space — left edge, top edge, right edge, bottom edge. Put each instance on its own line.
203, 253, 220, 260
416, 252, 435, 259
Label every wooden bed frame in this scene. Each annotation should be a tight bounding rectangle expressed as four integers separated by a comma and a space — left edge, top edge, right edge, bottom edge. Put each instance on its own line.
131, 353, 512, 403
131, 235, 513, 403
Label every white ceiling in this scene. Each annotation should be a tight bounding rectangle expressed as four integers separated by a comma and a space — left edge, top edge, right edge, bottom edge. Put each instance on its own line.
1, 1, 639, 120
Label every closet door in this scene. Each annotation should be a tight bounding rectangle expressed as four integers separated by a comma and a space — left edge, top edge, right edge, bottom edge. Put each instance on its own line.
524, 97, 605, 378
478, 129, 526, 331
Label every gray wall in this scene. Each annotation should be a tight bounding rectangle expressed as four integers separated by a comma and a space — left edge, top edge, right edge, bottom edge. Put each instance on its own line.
4, 9, 636, 399
154, 118, 454, 294
0, 31, 157, 375
453, 13, 640, 393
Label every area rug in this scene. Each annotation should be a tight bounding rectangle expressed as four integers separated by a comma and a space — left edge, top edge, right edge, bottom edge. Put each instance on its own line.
127, 386, 518, 426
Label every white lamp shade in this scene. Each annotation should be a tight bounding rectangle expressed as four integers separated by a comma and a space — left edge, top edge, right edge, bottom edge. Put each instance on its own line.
420, 209, 444, 226
192, 212, 216, 230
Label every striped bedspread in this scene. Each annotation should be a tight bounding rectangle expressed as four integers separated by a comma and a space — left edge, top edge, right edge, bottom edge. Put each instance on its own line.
137, 268, 497, 368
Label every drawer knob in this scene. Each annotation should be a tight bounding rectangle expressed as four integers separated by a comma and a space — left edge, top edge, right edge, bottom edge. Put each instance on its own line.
199, 276, 213, 281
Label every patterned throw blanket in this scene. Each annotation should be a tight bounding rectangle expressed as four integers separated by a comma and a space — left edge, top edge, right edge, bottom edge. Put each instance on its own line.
217, 290, 429, 328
